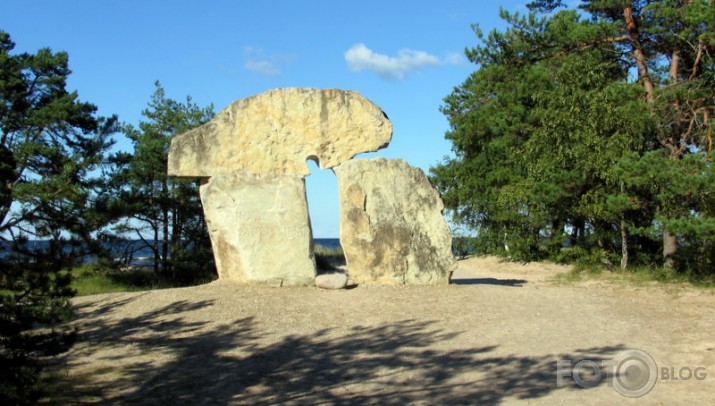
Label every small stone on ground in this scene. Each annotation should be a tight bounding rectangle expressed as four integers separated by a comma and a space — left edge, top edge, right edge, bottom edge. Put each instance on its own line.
315, 272, 349, 289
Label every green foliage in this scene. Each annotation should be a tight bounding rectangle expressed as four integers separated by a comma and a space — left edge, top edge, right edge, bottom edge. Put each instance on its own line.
71, 264, 155, 295
555, 246, 620, 271
70, 263, 216, 296
617, 150, 715, 275
103, 82, 215, 280
450, 229, 475, 260
0, 31, 116, 404
314, 245, 345, 271
433, 8, 644, 261
559, 264, 715, 288
432, 1, 714, 276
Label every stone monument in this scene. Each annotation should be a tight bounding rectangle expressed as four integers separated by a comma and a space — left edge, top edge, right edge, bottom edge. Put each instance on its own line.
168, 87, 455, 286
334, 158, 455, 285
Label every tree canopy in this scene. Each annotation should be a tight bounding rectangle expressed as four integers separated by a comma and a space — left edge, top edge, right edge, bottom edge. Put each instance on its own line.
0, 30, 117, 403
105, 82, 215, 281
432, 0, 714, 274
0, 31, 217, 402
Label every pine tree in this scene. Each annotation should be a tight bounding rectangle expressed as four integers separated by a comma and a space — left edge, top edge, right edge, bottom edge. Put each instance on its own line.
433, 9, 653, 262
433, 1, 714, 272
533, 0, 714, 269
0, 31, 117, 403
109, 82, 215, 280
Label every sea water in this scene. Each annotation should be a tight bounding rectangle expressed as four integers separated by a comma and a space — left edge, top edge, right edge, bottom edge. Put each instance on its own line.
4, 238, 342, 265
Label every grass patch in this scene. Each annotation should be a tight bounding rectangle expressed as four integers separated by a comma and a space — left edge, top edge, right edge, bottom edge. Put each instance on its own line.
626, 266, 715, 288
70, 264, 216, 296
553, 264, 715, 289
71, 265, 163, 296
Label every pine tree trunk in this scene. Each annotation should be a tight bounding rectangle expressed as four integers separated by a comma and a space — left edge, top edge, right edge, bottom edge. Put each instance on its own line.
662, 45, 680, 271
161, 178, 170, 276
570, 218, 585, 247
171, 204, 179, 259
623, 5, 655, 102
153, 225, 160, 273
620, 218, 628, 270
663, 230, 677, 269
170, 183, 180, 280
162, 212, 169, 275
624, 3, 681, 268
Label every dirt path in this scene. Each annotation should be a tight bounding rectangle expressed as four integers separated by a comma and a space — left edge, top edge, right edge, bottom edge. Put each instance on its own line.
53, 257, 715, 405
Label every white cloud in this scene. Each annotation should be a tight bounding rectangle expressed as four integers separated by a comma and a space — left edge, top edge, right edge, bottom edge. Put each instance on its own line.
242, 46, 291, 77
244, 59, 281, 76
445, 51, 467, 66
344, 43, 463, 80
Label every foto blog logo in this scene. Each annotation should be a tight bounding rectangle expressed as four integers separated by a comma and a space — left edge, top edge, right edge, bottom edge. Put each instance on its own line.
556, 349, 708, 398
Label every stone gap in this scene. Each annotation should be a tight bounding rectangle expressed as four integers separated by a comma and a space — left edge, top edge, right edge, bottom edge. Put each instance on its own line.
304, 158, 340, 242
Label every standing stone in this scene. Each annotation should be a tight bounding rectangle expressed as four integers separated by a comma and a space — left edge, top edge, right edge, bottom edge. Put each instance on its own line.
334, 158, 456, 285
167, 88, 393, 286
199, 173, 315, 286
168, 88, 392, 177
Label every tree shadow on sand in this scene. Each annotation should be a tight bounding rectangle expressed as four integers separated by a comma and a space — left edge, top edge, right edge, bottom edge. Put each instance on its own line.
57, 295, 626, 405
450, 278, 527, 287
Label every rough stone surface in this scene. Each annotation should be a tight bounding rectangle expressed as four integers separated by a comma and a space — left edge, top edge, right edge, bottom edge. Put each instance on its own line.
166, 87, 456, 287
199, 173, 316, 286
334, 158, 456, 285
314, 272, 349, 290
168, 88, 392, 177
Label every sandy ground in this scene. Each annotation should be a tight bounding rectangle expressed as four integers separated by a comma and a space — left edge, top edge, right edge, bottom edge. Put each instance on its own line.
50, 257, 715, 405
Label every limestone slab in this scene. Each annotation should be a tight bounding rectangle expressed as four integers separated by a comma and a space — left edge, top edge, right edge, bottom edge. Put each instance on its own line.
168, 88, 392, 177
334, 158, 456, 285
199, 174, 316, 285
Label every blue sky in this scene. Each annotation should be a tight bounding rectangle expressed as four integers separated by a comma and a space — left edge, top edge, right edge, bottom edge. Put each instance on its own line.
2, 0, 529, 238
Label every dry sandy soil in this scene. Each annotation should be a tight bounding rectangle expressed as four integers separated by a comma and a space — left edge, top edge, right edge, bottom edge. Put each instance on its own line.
50, 257, 715, 405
